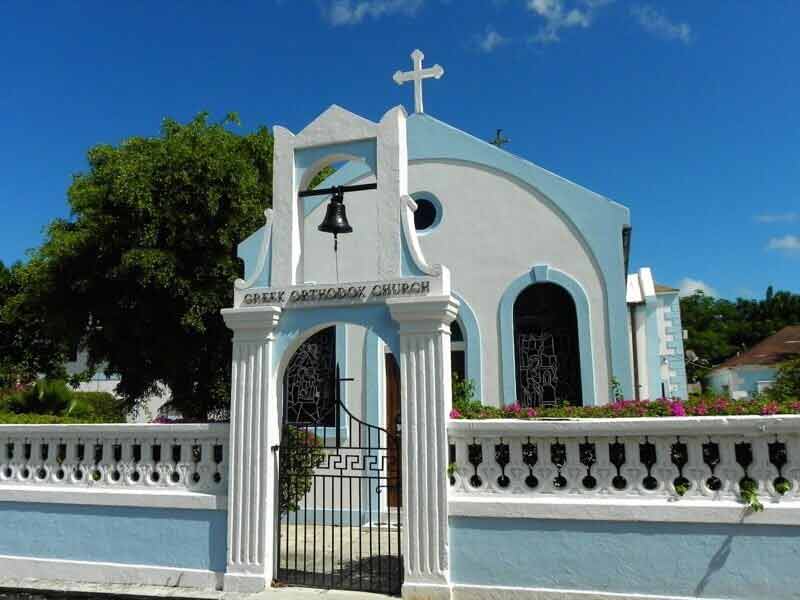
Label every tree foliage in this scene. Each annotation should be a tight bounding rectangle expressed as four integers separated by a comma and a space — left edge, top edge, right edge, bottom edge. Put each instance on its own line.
680, 287, 800, 383
0, 261, 69, 387
17, 113, 274, 419
771, 357, 800, 400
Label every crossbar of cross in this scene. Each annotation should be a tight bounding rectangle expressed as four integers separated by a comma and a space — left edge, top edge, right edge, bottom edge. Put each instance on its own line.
392, 49, 444, 114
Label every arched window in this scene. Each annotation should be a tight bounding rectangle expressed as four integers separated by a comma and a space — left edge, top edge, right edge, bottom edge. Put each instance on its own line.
513, 283, 582, 407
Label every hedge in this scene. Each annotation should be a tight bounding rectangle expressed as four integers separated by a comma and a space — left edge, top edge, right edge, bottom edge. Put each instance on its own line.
0, 380, 126, 424
451, 395, 800, 420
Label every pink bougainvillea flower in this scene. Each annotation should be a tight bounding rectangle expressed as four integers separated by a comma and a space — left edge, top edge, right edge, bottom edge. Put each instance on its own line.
791, 402, 800, 413
669, 401, 687, 417
526, 408, 538, 418
449, 408, 463, 419
694, 405, 709, 416
761, 402, 779, 416
503, 403, 522, 414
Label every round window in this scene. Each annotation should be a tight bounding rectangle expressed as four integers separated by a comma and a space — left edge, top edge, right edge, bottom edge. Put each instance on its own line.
414, 197, 439, 232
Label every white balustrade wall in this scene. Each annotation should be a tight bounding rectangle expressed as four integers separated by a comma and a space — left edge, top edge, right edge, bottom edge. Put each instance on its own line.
0, 424, 228, 494
449, 416, 800, 504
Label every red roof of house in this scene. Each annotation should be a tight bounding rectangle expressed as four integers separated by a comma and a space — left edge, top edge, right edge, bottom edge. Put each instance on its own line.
716, 326, 800, 369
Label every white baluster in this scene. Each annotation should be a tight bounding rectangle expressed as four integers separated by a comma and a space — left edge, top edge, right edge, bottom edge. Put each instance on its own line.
784, 434, 800, 500
41, 436, 59, 484
506, 436, 526, 494
653, 436, 679, 498
719, 437, 745, 499
563, 438, 583, 494
683, 436, 710, 499
533, 437, 557, 495
593, 437, 613, 495
620, 437, 645, 496
751, 436, 778, 501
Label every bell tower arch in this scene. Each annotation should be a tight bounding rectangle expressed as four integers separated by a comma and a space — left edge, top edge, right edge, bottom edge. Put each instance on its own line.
271, 104, 409, 285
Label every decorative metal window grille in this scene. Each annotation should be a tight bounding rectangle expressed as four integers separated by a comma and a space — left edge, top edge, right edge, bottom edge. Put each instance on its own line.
284, 327, 336, 426
517, 332, 559, 407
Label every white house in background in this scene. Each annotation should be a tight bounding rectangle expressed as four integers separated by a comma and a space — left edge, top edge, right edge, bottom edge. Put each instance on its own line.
708, 325, 800, 398
627, 267, 689, 399
64, 353, 170, 422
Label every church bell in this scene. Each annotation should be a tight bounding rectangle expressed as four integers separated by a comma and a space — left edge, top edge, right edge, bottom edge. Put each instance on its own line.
318, 189, 353, 237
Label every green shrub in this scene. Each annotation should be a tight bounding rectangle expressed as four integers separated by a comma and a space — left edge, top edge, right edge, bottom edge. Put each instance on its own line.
279, 426, 325, 514
0, 411, 106, 424
66, 392, 126, 423
0, 380, 125, 423
2, 380, 72, 415
769, 358, 800, 401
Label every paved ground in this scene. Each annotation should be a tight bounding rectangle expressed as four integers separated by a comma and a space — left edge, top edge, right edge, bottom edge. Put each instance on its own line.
0, 581, 392, 600
0, 524, 402, 600
277, 523, 402, 596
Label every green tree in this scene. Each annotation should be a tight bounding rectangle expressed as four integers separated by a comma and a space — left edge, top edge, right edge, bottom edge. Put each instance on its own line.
681, 287, 800, 385
0, 261, 69, 387
770, 357, 800, 400
19, 113, 274, 419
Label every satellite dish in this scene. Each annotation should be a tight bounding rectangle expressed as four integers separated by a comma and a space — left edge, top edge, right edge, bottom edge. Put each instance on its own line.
686, 349, 698, 363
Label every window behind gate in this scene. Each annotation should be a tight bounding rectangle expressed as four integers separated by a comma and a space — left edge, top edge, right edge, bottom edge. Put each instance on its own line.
284, 326, 337, 426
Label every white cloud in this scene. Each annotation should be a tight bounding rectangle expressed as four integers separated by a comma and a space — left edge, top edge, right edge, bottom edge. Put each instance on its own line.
678, 277, 718, 298
527, 0, 612, 44
631, 5, 692, 44
767, 235, 800, 253
476, 26, 509, 53
324, 0, 424, 26
755, 213, 798, 224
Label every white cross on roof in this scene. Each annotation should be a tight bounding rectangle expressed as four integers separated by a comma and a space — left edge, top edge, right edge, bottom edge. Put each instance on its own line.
392, 49, 444, 114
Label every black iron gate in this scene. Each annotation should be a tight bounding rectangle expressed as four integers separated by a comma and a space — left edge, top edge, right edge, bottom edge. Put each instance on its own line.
277, 327, 403, 595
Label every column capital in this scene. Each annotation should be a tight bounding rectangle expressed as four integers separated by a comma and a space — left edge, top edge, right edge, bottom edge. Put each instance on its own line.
387, 295, 459, 334
221, 306, 282, 338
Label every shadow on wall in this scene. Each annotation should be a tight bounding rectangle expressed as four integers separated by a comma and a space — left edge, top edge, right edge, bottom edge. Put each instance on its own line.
695, 535, 732, 597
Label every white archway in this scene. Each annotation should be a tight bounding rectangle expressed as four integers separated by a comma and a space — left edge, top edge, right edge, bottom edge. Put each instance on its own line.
222, 292, 458, 598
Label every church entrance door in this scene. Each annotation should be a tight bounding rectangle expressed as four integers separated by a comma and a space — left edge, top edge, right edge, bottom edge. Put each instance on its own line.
385, 354, 401, 509
276, 327, 403, 595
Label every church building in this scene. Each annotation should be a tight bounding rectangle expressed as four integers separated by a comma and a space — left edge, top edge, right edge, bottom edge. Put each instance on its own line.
235, 50, 688, 433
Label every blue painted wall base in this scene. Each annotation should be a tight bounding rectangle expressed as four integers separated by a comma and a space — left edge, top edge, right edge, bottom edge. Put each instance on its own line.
451, 516, 800, 600
0, 502, 227, 572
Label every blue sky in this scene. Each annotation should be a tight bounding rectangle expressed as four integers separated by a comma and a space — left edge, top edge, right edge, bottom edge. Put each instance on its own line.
2, 1, 798, 299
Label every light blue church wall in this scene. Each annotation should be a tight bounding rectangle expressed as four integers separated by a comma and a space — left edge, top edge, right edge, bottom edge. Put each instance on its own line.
0, 501, 226, 572
450, 516, 800, 600
660, 291, 689, 399
644, 296, 663, 400
407, 113, 634, 399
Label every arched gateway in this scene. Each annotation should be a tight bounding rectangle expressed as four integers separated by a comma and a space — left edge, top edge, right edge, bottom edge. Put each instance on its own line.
221, 102, 458, 599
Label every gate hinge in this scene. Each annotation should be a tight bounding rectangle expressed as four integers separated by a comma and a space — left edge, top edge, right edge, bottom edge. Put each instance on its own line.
271, 444, 280, 452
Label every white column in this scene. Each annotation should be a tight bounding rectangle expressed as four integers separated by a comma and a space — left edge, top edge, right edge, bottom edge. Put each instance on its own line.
388, 296, 459, 600
271, 125, 300, 286
376, 106, 408, 280
221, 305, 282, 592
